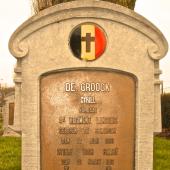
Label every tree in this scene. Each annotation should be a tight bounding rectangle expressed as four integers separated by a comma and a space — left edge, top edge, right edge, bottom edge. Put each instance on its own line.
161, 93, 170, 130
32, 0, 136, 13
0, 86, 14, 96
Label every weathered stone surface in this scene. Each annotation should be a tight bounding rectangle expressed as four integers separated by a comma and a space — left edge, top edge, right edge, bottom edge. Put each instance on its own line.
9, 1, 168, 170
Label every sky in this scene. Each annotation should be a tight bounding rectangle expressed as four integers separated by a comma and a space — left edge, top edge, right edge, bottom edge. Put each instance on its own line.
0, 0, 170, 90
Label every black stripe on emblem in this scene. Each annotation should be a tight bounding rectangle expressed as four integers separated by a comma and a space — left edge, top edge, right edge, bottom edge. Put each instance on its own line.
70, 27, 81, 59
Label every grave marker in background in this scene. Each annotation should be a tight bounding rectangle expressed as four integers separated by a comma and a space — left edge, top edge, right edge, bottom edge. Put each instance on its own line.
8, 102, 14, 125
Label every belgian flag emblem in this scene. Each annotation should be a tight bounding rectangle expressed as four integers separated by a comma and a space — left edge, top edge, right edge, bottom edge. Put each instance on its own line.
70, 23, 106, 61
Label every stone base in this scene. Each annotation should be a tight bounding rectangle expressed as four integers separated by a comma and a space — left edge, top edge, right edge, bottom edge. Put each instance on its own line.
3, 127, 21, 137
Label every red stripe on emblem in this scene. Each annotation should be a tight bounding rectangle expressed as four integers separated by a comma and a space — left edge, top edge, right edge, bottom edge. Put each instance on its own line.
95, 26, 106, 58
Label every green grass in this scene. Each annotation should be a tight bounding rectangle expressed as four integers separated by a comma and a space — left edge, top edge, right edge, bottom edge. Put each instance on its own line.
0, 136, 169, 170
0, 137, 21, 170
154, 137, 170, 170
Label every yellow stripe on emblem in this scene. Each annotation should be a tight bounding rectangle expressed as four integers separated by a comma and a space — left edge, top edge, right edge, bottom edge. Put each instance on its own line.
81, 25, 95, 60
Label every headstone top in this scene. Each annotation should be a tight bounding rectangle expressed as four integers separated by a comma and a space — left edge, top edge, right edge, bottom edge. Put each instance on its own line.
9, 0, 168, 60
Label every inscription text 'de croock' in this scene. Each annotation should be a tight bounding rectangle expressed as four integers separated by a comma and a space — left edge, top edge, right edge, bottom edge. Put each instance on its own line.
41, 70, 135, 170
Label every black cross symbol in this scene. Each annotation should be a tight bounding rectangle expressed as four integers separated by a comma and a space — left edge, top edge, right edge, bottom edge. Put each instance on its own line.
81, 33, 95, 52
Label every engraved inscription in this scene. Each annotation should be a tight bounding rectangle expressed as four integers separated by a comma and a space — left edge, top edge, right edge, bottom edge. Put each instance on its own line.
69, 116, 91, 124
41, 70, 135, 170
57, 149, 73, 156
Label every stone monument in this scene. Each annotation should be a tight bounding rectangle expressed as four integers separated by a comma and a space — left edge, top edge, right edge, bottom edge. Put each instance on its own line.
9, 1, 168, 170
1, 91, 17, 136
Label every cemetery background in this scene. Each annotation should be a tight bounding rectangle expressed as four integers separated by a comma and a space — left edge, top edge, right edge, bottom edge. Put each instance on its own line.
0, 0, 170, 170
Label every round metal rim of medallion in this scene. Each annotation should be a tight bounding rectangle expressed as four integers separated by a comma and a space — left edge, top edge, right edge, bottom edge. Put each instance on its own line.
69, 22, 107, 61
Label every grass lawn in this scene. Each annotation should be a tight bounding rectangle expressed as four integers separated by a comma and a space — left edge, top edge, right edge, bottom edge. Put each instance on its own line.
154, 137, 170, 170
0, 136, 169, 170
0, 137, 21, 170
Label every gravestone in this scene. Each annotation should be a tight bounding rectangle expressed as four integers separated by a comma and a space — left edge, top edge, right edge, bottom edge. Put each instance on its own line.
9, 1, 168, 170
8, 102, 14, 125
2, 92, 15, 129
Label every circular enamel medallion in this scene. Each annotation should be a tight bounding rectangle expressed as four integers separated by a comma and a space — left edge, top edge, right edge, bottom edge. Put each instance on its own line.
70, 23, 106, 61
